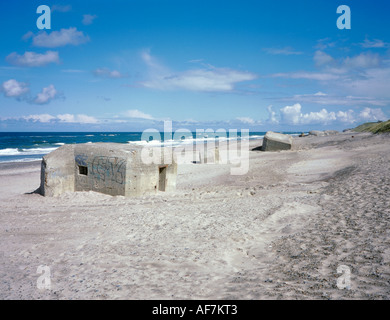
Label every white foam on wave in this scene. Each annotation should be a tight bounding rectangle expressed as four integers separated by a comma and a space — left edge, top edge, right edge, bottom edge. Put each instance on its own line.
0, 148, 19, 156
21, 147, 58, 155
0, 147, 58, 156
128, 140, 162, 146
127, 134, 252, 147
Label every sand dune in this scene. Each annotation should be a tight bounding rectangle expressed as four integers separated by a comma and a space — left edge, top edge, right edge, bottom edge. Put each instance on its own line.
0, 132, 389, 299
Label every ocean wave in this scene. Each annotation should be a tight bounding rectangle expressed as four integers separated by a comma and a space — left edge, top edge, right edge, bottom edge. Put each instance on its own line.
0, 148, 19, 156
128, 140, 163, 146
0, 147, 58, 156
127, 135, 256, 147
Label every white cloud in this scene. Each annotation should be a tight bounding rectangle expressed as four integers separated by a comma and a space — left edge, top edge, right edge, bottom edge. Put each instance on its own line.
23, 114, 56, 123
56, 114, 75, 122
315, 38, 336, 50
311, 51, 381, 71
319, 53, 390, 102
124, 109, 154, 120
339, 67, 390, 99
93, 68, 126, 78
140, 50, 257, 92
30, 27, 89, 47
34, 85, 58, 104
141, 50, 164, 70
51, 5, 72, 12
6, 51, 59, 67
82, 14, 97, 25
236, 117, 255, 125
278, 92, 388, 107
280, 103, 305, 125
75, 114, 99, 123
277, 103, 387, 125
267, 105, 279, 124
360, 38, 389, 48
188, 59, 204, 64
57, 114, 99, 123
21, 31, 34, 41
358, 107, 387, 122
1, 79, 29, 98
263, 47, 303, 55
314, 50, 334, 66
61, 69, 85, 73
280, 103, 337, 125
267, 40, 390, 112
20, 113, 99, 124
343, 52, 381, 69
273, 50, 388, 105
300, 108, 337, 124
271, 72, 339, 81
1, 80, 60, 105
151, 69, 256, 91
336, 110, 356, 124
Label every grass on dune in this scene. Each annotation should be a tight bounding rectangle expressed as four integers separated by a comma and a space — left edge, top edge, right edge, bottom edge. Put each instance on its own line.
352, 120, 390, 134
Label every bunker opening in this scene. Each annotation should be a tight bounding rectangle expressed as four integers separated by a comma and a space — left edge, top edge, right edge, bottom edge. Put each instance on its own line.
78, 165, 88, 176
159, 166, 167, 191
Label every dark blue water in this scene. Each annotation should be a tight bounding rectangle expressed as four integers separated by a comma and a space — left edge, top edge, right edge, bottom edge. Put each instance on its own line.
0, 131, 300, 163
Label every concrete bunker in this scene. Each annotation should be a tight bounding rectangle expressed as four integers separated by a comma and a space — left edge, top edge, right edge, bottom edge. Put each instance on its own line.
261, 131, 293, 152
40, 143, 177, 197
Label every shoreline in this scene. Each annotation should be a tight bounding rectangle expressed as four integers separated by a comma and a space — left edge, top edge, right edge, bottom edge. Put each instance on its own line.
0, 160, 41, 171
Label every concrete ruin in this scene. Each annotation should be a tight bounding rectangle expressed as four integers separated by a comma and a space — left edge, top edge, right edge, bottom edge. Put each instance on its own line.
40, 143, 177, 197
309, 130, 339, 137
261, 131, 293, 151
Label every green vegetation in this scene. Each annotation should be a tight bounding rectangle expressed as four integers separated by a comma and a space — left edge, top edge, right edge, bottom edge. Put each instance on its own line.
352, 120, 390, 134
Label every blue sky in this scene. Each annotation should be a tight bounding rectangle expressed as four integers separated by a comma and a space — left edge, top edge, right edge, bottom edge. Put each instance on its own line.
0, 0, 389, 131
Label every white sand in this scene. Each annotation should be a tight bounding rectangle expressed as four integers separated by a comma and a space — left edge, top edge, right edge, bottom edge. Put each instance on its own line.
1, 132, 389, 300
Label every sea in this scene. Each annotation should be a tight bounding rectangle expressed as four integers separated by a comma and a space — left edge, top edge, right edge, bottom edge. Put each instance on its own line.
0, 131, 302, 163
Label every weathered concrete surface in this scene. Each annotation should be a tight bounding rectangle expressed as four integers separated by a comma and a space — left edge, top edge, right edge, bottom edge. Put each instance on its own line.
74, 144, 129, 196
309, 130, 326, 137
40, 143, 177, 197
40, 144, 75, 197
324, 130, 339, 135
309, 130, 339, 136
200, 147, 220, 164
261, 131, 293, 151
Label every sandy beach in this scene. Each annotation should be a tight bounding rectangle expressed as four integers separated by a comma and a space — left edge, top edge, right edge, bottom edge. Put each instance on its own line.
1, 131, 389, 300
